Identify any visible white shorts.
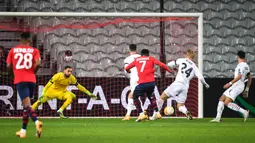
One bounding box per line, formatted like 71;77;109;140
164;82;189;104
223;82;244;101
130;79;138;93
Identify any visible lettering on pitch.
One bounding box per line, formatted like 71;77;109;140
0;85;14;110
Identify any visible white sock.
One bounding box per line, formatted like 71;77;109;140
128;98;133;105
35;120;39;125
216;101;224;119
178;106;188;115
226;102;246;115
126;98;134;116
157;99;164;111
21;129;26;133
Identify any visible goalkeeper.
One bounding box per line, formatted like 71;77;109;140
32;66;97;118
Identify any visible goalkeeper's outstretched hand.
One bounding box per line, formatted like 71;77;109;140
89;93;97;100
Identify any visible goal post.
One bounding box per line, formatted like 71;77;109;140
0;12;204;118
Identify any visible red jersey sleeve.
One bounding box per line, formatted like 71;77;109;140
125;60;136;72
151;57;171;73
6;49;13;65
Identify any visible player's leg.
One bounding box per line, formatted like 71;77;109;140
57;91;76;119
157;83;180;112
175;89;192;120
15;83;42;138
224;90;249;122
133;84;148;122
176;103;192;120
27;82;43;138
210;95;225;122
210;86;233;122
123;91;134;120
157;92;169;111
140;82;160;121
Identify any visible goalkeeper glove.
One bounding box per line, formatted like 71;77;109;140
38;91;45;103
86;92;97;100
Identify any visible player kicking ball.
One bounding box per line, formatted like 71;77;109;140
6;32;43;138
123;44;141;121
157;49;210;120
210;50;251;122
125;49;172;122
32;66;97;119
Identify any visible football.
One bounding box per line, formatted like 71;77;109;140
164;106;175;115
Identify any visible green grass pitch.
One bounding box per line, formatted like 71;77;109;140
1;118;254;143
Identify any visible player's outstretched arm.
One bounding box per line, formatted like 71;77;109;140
194;66;210;89
167;61;177;69
41;73;60;97
75;83;97;100
243;72;252;98
125;61;135;73
42;80;53;96
152;57;171;73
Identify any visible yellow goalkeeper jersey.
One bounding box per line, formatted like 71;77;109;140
49;72;77;91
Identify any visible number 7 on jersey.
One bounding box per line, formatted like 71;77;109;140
139;61;146;72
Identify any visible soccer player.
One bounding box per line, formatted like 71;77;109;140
6;32;42;138
32;66;97;119
210;50;251;122
122;44;141;121
156;49;210;120
125;49;172;122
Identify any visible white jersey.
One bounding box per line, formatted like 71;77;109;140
234;62;250;84
168;58;205;85
124;54;140;80
223;62;250;101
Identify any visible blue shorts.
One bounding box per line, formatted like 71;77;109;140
133;82;155;99
16;82;36;101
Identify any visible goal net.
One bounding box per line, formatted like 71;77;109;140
0;12;203;118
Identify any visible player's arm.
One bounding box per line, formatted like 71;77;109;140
34;49;41;74
223;70;242;89
194;66;210;89
123;59;129;73
125;61;135;73
42;73;59;95
6;49;13;74
152;57;171;73
167;60;178;69
243;72;252;98
72;76;97;100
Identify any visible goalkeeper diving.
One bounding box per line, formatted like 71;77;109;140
32;66;97;118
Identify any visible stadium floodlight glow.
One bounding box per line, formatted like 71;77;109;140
0;12;203;118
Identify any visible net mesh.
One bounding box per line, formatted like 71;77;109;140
0;16;198;117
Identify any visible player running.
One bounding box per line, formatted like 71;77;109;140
122;44;141;121
6;32;43;138
32;66;97;119
125;49;172;122
156;49;210;120
210;50;251;122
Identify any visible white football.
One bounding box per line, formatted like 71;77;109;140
164;106;175;115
